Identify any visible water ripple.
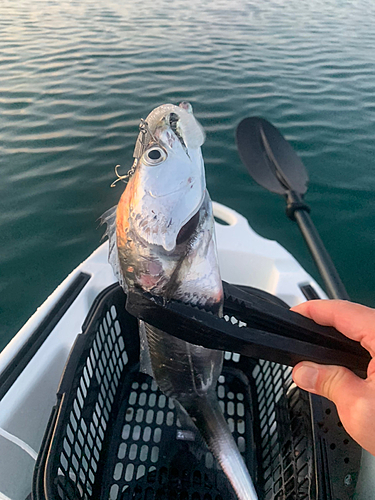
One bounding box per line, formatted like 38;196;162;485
1;0;375;347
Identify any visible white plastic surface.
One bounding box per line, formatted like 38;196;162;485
213;202;326;306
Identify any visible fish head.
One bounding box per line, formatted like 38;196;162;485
127;102;206;252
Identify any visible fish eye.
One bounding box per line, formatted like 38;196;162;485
148;149;161;160
143;146;167;166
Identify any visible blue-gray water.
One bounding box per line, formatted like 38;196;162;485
1;0;375;351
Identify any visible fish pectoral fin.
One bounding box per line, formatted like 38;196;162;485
100;205;126;290
99;205;117;239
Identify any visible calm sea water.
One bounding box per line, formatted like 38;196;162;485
1;0;375;351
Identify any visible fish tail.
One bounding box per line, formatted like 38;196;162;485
188;395;259;500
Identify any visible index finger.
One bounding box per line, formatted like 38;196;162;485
291;300;375;357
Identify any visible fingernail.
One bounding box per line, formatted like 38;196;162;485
294;365;319;391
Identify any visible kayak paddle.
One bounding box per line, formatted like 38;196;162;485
236;117;350;300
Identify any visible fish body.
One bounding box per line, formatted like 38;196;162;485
102;103;258;500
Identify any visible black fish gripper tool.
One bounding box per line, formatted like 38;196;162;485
125;281;370;377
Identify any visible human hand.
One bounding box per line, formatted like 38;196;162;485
291;299;375;456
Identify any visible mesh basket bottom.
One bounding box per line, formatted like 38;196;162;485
97;367;257;500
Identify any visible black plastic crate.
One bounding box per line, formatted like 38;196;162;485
32;283;360;500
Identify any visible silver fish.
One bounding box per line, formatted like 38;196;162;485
102;102;258;500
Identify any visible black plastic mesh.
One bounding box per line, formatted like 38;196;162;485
251;361;314;499
33;284;318;500
47;288;137;500
100;366;259;500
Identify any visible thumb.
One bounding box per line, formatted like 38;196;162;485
292;361;364;405
292;361;375;452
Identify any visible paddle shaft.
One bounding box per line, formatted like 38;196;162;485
287;191;350;300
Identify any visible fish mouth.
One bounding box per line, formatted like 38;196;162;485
169;112;189;156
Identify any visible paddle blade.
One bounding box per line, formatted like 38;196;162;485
236;117;308;195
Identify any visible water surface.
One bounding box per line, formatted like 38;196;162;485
1;0;375;350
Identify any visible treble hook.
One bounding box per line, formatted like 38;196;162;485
111;118;157;188
110;162;136;188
